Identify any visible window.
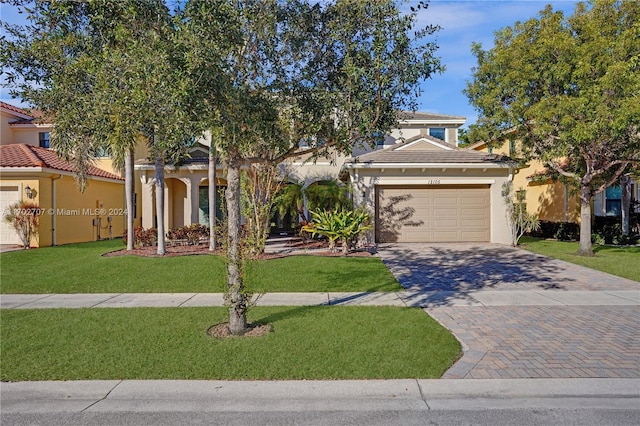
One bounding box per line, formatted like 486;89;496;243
605;185;622;216
428;128;446;141
39;132;50;148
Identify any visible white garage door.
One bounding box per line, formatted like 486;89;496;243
0;187;21;245
376;185;490;243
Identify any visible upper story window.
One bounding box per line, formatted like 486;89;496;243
428;127;446;141
39;132;50;148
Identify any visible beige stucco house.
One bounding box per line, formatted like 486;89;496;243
1;102;515;246
132;111;514;245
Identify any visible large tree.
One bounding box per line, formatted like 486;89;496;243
183;0;443;335
465;0;640;255
2;1;200;254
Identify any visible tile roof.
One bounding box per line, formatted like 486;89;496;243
398;110;466;122
0;144;123;181
0;101;32;117
347;138;512;165
1;101;50;124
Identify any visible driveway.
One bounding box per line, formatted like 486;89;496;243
378;243;640;379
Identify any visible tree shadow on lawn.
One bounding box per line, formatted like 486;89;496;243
378;244;574;307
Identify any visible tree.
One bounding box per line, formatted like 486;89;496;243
3;201;40;249
183;0;443;335
2;1;200;254
501;182;540;246
241;163;285;257
465;0;640;255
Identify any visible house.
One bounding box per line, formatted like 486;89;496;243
469;139;640;225
132;111;514;245
0;102;126;247
2;102;515;246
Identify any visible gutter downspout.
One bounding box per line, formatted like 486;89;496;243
51;174;63;246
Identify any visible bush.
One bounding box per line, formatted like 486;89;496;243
122;227;158;247
167;224;209;245
528;221;579;241
3;201;40;249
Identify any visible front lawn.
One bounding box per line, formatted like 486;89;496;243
0;306;461;381
519;237;640;282
0;240;401;293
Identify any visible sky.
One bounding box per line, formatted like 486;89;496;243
0;0;580;128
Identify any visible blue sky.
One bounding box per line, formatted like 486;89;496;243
1;0;580;128
415;0;579;127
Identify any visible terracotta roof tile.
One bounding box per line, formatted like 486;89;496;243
0;101;32;117
0;144;123;181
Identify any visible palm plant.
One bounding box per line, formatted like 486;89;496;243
302;209;371;255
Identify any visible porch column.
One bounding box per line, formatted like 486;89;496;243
189;177;200;225
141;173;155;229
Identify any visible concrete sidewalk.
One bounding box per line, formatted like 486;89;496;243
2;379;639;413
1;289;638;309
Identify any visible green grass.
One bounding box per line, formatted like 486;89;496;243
519;237;640;282
0;240;401;293
0;306;461;381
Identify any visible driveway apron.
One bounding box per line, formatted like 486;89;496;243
378;243;640;379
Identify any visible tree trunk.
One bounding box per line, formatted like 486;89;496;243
125;149;135;251
208;143;216;251
577;184;594;256
155;155;166;256
226;155;248;335
621;174;631;236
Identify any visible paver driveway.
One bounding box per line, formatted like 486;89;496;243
378;243;640;379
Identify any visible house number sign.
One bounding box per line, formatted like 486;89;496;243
427;179;441;184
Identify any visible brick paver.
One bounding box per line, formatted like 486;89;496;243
379;243;640;379
379;243;640;292
429;305;640;379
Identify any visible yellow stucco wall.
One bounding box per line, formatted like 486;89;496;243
53;176;125;245
474;140;581;223
0;174;125;247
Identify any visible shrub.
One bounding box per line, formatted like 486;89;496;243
3;201;40;249
167;224;209;245
528;221;579;241
122;227;158;247
302;209;371;255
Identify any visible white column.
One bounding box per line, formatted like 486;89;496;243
141;173;155;229
189;177;200;225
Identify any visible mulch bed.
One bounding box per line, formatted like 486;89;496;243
207;322;273;339
102;238;375;259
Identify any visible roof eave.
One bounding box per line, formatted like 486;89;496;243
344;162;512;169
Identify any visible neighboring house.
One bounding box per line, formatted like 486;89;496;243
0;102;125;247
469;139;640;223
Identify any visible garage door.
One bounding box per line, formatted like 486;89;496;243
0;187;21;245
376;185;490;243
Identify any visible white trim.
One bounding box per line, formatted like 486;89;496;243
0;167;124;184
8;123;52;129
398;119;465;126
373;178;496;185
394;138;454;151
346;162;510;169
1;106;33;120
289;162;335;166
